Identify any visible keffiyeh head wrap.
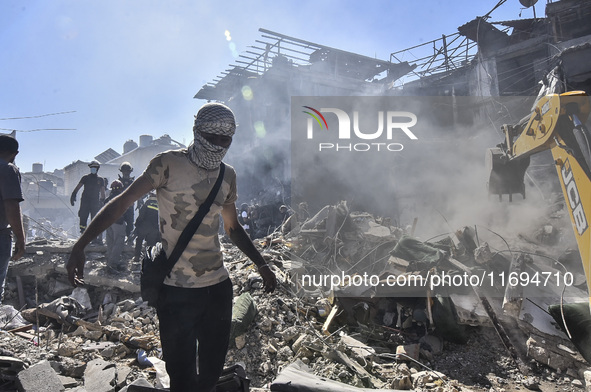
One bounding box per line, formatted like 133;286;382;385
188;103;236;170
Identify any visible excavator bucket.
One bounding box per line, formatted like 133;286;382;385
486;147;530;201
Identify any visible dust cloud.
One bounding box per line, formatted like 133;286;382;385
290;95;572;249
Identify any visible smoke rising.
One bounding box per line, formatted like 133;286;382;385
291;95;572;250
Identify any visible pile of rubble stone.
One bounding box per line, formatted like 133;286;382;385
0;200;590;391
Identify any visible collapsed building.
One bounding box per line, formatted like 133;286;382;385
2;0;591;391
194;0;591;211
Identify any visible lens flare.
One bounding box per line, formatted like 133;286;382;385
224;30;232;41
241;86;253;101
254;121;266;138
229;42;238;58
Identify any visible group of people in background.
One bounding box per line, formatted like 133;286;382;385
70;160;160;273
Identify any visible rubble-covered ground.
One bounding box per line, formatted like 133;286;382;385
1;199;590;391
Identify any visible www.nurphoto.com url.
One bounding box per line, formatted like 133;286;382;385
301;271;574;291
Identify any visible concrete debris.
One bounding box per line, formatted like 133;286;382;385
0;200;588;391
271;360;400;392
16;360;65;392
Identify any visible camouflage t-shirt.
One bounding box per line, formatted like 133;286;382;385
142;149;237;288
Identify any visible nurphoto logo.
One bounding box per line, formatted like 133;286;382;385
302;105;419;152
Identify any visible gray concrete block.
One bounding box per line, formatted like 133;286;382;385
83;358;117;392
16;360;64;392
119;378;155;392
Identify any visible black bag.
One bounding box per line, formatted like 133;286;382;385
140;243;168;307
140;163;226;307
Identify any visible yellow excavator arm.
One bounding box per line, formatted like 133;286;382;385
487;91;591;303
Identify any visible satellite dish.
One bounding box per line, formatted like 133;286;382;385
519;0;538;8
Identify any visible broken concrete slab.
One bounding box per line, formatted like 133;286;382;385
116;364;133;388
58;374;79;388
16;360;65;392
83;358;117;392
271;360;407;391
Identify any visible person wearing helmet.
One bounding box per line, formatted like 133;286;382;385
66;103;276;392
132;192;160;264
118;162;135;242
70;160;106;242
103;180;127;272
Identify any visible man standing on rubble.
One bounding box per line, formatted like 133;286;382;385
132;192;160;263
66;103;277;392
118;162;135;243
0;134;25;302
104;180;127;273
70;160;105;243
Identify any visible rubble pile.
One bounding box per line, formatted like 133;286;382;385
0;201;590;391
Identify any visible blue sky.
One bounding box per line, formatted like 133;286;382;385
0;0;543;172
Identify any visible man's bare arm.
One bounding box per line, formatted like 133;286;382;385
4;199;25;260
221;203;266;266
221;203;276;292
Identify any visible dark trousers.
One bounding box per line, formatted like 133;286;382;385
157;278;233;392
123;206;134;237
78;199;100;233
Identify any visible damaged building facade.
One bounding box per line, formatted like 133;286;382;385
195;0;591;208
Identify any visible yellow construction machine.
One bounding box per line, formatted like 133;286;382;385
486;91;591;304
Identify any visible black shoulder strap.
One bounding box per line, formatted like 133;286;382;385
165;162;226;270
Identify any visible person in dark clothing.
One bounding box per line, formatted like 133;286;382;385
70;161;105;243
118;162;135;243
0;134;25;301
133;192;160;263
277;204;292;226
104;180;127;272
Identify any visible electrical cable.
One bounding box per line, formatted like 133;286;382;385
489;249;574;339
0;111;76;121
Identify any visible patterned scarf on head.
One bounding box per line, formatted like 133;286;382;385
188;103;236;170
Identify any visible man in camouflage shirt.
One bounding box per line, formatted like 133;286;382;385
66;103;276;392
